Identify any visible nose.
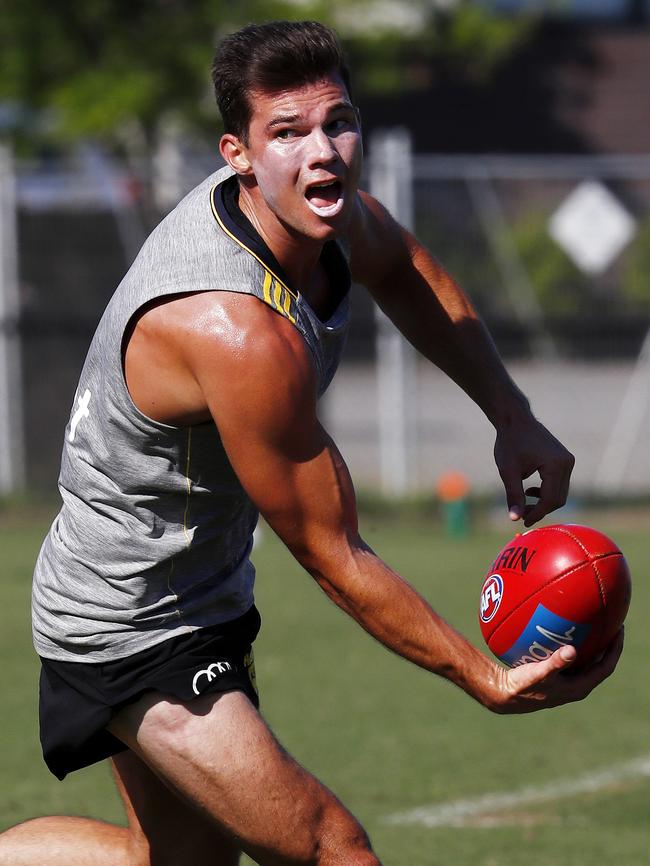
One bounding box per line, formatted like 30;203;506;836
306;126;337;168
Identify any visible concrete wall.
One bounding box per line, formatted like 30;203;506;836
322;360;650;496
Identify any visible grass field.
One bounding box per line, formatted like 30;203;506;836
1;506;649;865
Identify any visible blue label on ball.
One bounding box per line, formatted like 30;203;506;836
501;604;591;667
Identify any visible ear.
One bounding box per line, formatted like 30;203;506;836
219;134;253;175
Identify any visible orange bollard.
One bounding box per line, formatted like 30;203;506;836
436;471;470;538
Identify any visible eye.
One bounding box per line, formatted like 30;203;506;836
275;127;297;140
326;115;355;135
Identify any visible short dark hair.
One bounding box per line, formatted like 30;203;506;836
212;20;353;145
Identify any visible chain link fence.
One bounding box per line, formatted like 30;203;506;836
4;143;650;494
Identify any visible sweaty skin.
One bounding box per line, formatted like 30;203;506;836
124;73;621;714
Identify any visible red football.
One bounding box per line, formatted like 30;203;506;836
478;524;631;668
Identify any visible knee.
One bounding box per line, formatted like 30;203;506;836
0;826;15;866
0;819;57;866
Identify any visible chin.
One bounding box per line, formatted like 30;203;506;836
285;214;342;244
306;205;353;240
310;218;343;239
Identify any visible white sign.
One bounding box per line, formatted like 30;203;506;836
548;180;636;275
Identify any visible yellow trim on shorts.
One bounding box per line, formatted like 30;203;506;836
210;185;298;325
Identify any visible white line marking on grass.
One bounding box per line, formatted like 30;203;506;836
384;755;650;828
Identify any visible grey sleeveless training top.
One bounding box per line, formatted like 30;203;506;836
32;165;351;663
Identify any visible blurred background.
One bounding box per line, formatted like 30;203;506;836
1;0;649;507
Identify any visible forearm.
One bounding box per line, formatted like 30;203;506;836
373;237;531;429
377;237;575;524
302;537;501;709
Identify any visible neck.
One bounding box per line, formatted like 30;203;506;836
237;183;324;289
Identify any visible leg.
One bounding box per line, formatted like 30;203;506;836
113;749;241;866
0;750;241;866
0;815;128;866
108;689;381;866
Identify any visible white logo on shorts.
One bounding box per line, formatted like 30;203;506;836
192;661;232;695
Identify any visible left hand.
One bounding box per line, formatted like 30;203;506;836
494;412;575;527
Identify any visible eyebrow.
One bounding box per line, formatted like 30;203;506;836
266;114;300;131
265;101;356;132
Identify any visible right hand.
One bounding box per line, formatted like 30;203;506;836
493;410;575;528
484;629;624;715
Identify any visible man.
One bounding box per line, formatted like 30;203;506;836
1;20;622;866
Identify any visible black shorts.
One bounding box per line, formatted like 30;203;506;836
39;605;261;780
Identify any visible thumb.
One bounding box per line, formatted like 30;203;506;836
531;645;577;678
509;645;577;690
550;644;577;669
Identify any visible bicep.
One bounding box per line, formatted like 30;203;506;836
231;419;359;571
186;305;359;566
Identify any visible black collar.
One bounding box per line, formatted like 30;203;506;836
212;174;351;309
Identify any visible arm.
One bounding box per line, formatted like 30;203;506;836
180;296;619;712
347;192;574;526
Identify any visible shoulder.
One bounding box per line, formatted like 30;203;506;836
166;291;317;407
145;289;309;365
345;191;414;287
122;289;315;427
165;292;320;446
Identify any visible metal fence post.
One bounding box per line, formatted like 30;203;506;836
0;144;25;493
369;128;417;496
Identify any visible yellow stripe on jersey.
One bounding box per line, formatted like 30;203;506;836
262;270;296;323
282;286;296;323
273;281;283;315
263;270;273;306
210;185;299;327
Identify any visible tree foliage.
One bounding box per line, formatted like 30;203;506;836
337;1;537;95
0;0;538;152
511;211;590;316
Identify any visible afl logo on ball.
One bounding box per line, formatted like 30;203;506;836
480;574;504;623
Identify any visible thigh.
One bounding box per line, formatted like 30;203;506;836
108;690;373;866
112;750;240;866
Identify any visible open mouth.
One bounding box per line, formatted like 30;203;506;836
305;179;344;217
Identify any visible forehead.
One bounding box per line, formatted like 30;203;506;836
248;73;352;128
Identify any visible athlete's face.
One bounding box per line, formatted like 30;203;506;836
221;73;363;243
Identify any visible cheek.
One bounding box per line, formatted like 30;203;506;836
254;151;303;208
342;134;363;174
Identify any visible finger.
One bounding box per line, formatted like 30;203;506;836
557;460;573;508
524;454;574;526
508;644;577;691
498;464;525;522
523;472;564;526
577;628;625;689
521;486;541;522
